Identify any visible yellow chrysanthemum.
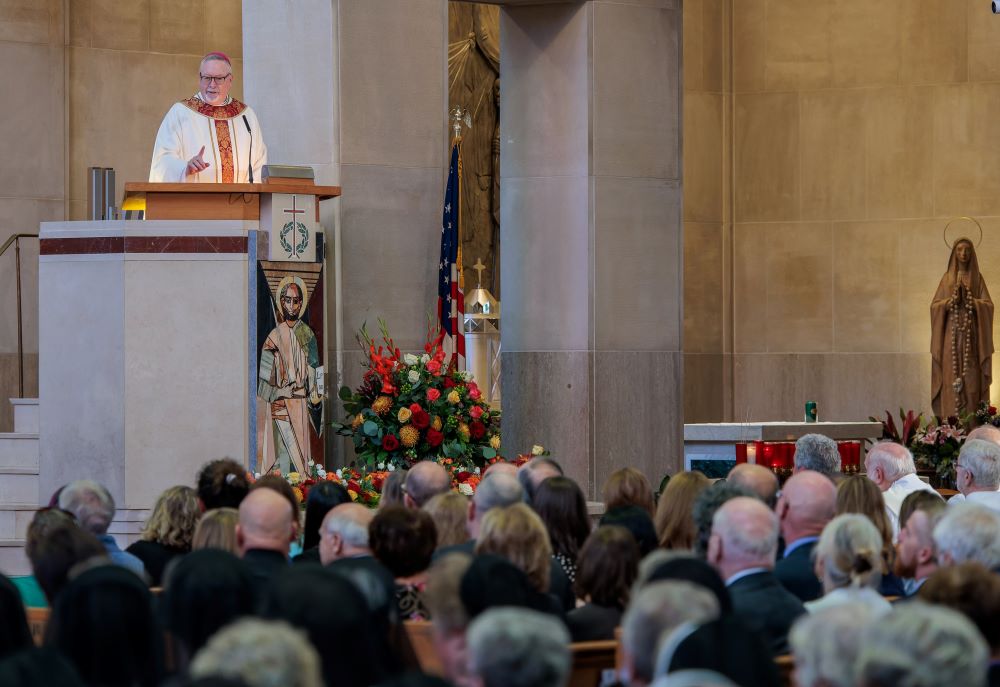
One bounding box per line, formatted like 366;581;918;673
397;407;412;423
372;396;393;416
351;413;364;429
293;487;304;503
457;422;470;440
489;435;501;450
349;489;359;501
287;472;301;486
400;425;421;448
431;416;443;431
447;390;461;405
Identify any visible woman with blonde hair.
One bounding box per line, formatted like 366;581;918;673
602;467;655;516
653;471;711;550
126;485;200;585
806;513;893;614
424;491;470;550
835;475;905;596
475;503;552;594
191;507;239;555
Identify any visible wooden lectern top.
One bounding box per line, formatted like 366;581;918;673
123;182;342;221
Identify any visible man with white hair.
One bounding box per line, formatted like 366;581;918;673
59;480;146;577
933;502;1000;570
434;471;524;558
793;434;841;478
967;424;1000;445
949;439;1000;511
466;607;571;687
707;496;805;655
854;603;988;687
789;603;885;687
150;51;267;183
621;581;720;687
865;440;937;533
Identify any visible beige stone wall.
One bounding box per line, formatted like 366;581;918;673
684;0;1000;423
0;0;241;431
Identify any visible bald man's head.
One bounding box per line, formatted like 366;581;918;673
727;464;780;508
237;487;295;556
776;469;837;543
708;496;779;580
865;441;917;490
404;461;451;508
967;424;1000;446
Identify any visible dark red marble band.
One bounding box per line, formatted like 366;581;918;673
40;236;247;255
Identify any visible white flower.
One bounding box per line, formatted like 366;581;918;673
408;370;420;383
458;482;474;496
308;459;315;467
378;462;385;470
403;353;419;365
254;472;261;479
336;469;343;479
388;463;396;472
474;467;481;475
317;467;327;478
421;353;431;363
531;444;545;456
460;371;473;381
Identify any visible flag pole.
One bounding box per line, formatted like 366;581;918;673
449;107;468;370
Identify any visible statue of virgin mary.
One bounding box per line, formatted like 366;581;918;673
931;237;994;418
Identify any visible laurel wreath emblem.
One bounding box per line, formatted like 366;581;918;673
280;221;310;256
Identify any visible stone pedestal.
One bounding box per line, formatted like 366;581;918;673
499;1;683;497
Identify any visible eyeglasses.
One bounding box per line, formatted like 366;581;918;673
200;73;232;85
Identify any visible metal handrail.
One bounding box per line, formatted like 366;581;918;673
1;233;39;398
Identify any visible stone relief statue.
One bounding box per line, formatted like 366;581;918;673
449;2;500;296
931;234;994;418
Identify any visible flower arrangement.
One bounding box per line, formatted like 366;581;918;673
249;461;385;508
331;322;502;471
910;417;966;483
973;401;1000;428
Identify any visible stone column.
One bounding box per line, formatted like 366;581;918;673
499;1;683;496
242;0;448;465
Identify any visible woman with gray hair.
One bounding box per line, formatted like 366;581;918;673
805;514;893;613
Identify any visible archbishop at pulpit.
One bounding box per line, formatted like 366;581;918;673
149;51;267;183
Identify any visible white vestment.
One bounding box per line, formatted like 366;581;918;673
149;94;267;183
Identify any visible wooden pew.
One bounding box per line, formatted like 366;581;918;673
398;620;445;676
568;640;618;687
774;654;794;687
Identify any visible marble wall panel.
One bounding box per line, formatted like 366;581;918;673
682;0;724;94
123;259;246;507
0;0;61;44
684;222;723;354
338;0;445;169
68;49;205;205
594;178;682;352
86;0;150;52
800;89;866;221
338;163;444;351
683;93;724;223
733;223;768;353
0;41;64;200
593;351;683;494
764;222;834;353
933;83;1000;218
865;87;935;220
500;176;590;353
900;0;967;85
763;0;831;91
832;222;900;352
206;0;243;59
969;0;1000;82
734;92;799;222
683;352;725;423
149;0;203;55
898;219;957;356
829;0;899;88
732;0;765;92
591;2;680;181
499;3;589;179
501;351;591;492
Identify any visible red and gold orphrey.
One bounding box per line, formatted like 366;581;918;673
181;97;248;184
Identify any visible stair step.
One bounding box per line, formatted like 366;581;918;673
0;539;30;577
0;434;39;470
10;399;38;434
0;470;38;505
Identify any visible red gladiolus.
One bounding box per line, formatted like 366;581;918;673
412;410;431;430
383;435;400;451
426;428;444;447
469;421;486;440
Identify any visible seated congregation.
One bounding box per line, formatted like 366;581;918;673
0;432;999;687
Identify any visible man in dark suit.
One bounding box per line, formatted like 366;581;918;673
773;470;837;602
708;496;805;656
236;487;294;587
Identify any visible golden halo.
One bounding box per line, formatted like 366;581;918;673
276;275;308;315
943;216;984;249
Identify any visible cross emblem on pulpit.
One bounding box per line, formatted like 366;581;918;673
280;196;309;259
472;258;487;288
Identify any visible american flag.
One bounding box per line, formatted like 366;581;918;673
438;143;465;368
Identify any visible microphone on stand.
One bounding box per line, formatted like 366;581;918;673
242;114;254;183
